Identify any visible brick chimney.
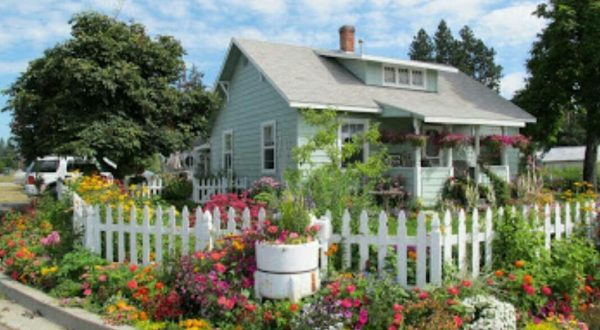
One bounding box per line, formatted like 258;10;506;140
339;25;355;53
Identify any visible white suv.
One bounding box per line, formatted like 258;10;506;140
24;156;113;196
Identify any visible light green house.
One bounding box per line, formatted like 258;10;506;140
204;26;536;205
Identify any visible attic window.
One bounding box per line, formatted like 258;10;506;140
383;65;426;89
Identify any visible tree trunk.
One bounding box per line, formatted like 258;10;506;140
583;131;598;190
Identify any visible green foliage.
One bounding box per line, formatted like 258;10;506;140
279;190;310;234
481;165;510;205
514;0;600;185
56;247;107;282
290;108;388;230
2;12;220;177
36;195;80;258
492;210;547;270
409;29;434;62
161;175;194;209
0;138;18;172
411;20;503;90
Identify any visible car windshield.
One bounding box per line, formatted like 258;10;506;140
34;160;59;173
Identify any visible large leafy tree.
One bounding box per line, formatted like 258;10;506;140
409;20;503;90
514;1;600;187
2;12;219;177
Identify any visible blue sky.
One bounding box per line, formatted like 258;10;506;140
0;0;546;141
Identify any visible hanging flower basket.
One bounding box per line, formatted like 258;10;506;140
511;134;531;153
481;135;513;152
403;134;427;147
435;133;473;149
379;128;401;144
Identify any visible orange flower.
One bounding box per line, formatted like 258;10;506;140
515;260;525;268
523;275;533;285
154;282;164;290
289;303;299;312
584;285;593;294
408;251;417;261
495;270;504;278
325;244;339;257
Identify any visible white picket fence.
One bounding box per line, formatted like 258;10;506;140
192;176;249;204
73;193;596;288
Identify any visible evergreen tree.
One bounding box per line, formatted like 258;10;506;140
408;29;434;61
410;21;503;91
433;20;455;64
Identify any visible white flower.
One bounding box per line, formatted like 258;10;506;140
462;295;517;330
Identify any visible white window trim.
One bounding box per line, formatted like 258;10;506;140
338;118;370;166
422;125;442;164
260;120;277;173
222;129;233;173
382;65;427;90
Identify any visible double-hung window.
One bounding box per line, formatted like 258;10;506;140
261;121;276;172
383;65;425;89
340;119;369;168
223;130;233;173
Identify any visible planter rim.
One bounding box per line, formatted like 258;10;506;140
255;239;319;248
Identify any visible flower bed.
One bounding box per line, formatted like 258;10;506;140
1;187;599;329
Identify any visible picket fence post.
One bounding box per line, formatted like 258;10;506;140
155;206;164;263
182;207;190;257
484;208;493;270
416;212;427;288
377;211;388;276
443;209;452;265
396;211;408;287
129;205;137;265
117;205;125;263
342;209;351;270
471;208;480;278
457;209;467;274
554;203;562;240
544;204;551;250
429;213;442;286
106;205;114;262
358;210;369;272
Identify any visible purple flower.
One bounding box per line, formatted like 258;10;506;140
40;231;60;246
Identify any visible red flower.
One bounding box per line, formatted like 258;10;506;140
393;303;404;312
155;282;164;290
418;291;429;300
454;316;463;328
522;284;535;295
461;280;472;288
267;225;278;234
289;303;299;312
245;303;257;312
447;286;460;296
127;280;138;290
346;284;356;294
213;263;226;273
263;311;274;322
129;264;138;272
341;298;353;308
541;286;552;296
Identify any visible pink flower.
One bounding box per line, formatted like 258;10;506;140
40;231;60;246
522;284;535;295
393;304;403;312
83;288;92;296
447;286;460;296
289;232;299;239
541;286;553;296
454;316;463;328
345;284;356;294
98;274;107;282
358;309;368;325
418;291;429;300
341;298;353;308
267;225;278;234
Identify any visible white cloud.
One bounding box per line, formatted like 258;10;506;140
475;2;545;46
0;60;30;75
500;71;527;99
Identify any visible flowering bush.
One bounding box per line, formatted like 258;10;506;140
203;193;265;219
378;129;427;147
247;177;281;197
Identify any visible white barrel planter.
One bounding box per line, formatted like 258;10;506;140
254;240;320;302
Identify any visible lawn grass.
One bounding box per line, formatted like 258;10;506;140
0;182;29;203
0;175;14;183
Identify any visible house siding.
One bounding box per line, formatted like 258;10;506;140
210;55;297;182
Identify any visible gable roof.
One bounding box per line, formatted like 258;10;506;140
217;38;536;127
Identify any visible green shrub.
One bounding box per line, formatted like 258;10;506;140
543;166;582;192
161;175;194;209
481;165;510;205
57;247;107;282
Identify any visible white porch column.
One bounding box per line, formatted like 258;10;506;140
474;125;481;184
445;125;454;177
501;127;510;183
413;118;422;198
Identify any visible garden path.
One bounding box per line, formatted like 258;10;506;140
0;295;64;330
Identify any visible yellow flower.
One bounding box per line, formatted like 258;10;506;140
106;305;116;314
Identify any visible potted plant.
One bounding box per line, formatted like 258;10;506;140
480;135;513;152
402;133;427;147
254;191;321;302
436;133;473;149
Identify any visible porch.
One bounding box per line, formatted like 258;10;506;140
378;116;516;206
